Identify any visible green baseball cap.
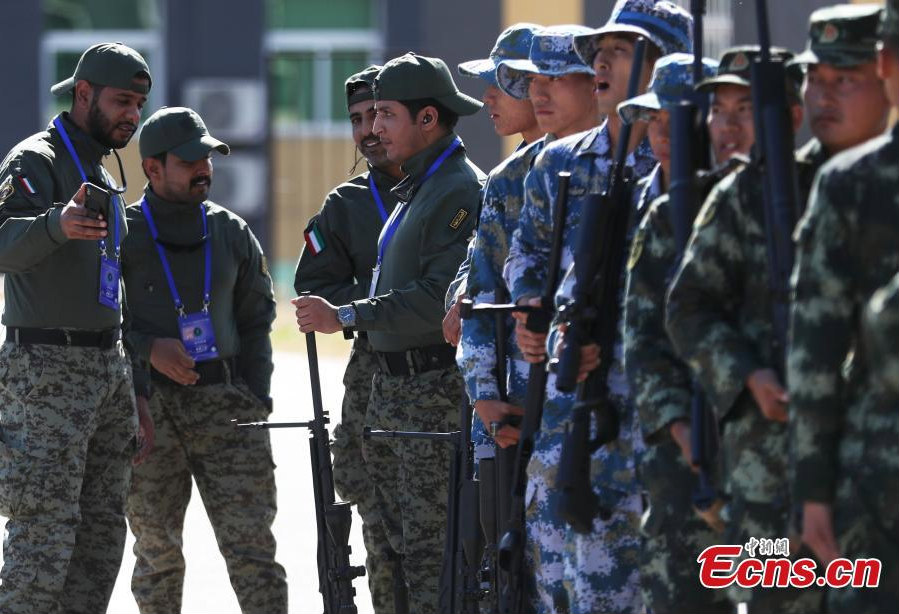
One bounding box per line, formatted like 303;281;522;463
790;3;884;67
374;52;482;116
139;107;229;161
882;0;899;42
51;42;151;96
346;64;382;109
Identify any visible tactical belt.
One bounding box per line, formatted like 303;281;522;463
374;343;456;377
6;327;120;349
152;356;238;387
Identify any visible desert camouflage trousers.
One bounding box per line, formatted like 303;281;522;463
0;341;137;614
126;376;287;614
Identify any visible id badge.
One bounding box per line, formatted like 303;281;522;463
98;256;121;309
178;311;220;362
369;265;380;298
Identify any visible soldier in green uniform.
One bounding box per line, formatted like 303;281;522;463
788;1;899;611
292;65;406;614
666;5;888;612
294;52;483;614
863;271;899;401
0;42;152;614
618;53;731;614
122;107;287;614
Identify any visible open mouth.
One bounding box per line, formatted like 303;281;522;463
191;177;211;188
362;137;381;148
594;80;611;93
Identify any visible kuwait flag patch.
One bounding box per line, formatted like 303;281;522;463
304;222;326;256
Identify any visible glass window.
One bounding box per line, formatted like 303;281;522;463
44;0;160;30
267;0;373;29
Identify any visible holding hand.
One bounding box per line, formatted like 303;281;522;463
746;368;789;422
59;183;109;240
513;297;546;362
443;297;463;346
474;400;525;448
150;337;199;385
291;295;341;334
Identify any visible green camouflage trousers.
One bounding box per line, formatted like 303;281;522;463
639;440;731;614
362;366;463;614
332;335;405;614
126;377;287;614
0;342;137;614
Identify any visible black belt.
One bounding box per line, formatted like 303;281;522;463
374;343;456;377
6;327;120;349
151;357;238;387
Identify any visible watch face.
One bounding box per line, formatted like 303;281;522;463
339;306;354;326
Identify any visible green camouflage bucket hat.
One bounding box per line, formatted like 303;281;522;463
458;23;541;87
496;25;595;100
790;3;884;67
617;52;717;124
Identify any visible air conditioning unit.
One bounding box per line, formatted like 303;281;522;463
183;78;267;144
208;151;267;219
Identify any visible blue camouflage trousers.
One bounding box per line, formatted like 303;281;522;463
0;342;137;614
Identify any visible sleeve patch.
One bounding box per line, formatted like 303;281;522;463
260;255;270;277
303;222;326;255
449;208;469;230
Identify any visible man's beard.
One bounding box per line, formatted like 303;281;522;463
87;96;133;149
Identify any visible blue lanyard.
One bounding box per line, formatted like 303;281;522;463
368;174;388;224
53;117;121;258
140;198;212;315
375;137;462;267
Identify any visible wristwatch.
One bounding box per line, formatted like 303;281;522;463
337;304;357;329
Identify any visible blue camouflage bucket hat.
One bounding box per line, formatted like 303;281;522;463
617;53;717;124
496;25;595;100
574;0;693;65
458;23;541;87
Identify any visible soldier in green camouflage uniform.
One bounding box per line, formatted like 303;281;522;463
667;6;888;612
295;53;483;614
863;271;899;400
0;43;151;614
123;107;287;614
293;65;406;614
788;2;899;611
619;53;732;614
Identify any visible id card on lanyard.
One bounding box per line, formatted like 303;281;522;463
369;137;461;297
141;199;220;362
54;117;122;310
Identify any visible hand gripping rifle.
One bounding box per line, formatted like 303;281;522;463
237;325;365;614
552;38;648;534
667;1;726;532
364;393;484;614
468;171;570;614
751;0;801;377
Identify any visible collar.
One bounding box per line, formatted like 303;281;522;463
795;138;829;167
392;132;462;202
50;112;111;166
143;187;208;249
637;163;664;213
368;163;400;193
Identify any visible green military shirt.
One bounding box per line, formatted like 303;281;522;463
351;133;484;352
294;165;398;302
666;145;827;504
122;189;275;400
863;272;899;400
0;113;129;329
788;123;899;504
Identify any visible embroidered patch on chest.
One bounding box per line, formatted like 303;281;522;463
449;208;468;230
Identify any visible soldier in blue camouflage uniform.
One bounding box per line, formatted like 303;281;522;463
618;53;732;614
451;23;542;453
667;5;889;612
501;3;691;611
788;2;899;611
0;43;151;614
293;65;405;614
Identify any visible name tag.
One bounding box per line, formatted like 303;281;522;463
98;256;121;310
178;312;220;362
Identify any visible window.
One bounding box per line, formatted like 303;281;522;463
266;0;381;137
673;0;734;59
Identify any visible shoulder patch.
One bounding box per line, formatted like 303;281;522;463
303;221;326;255
0;176;13;205
449;208;468;230
260;255;270;277
627;228;646;271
